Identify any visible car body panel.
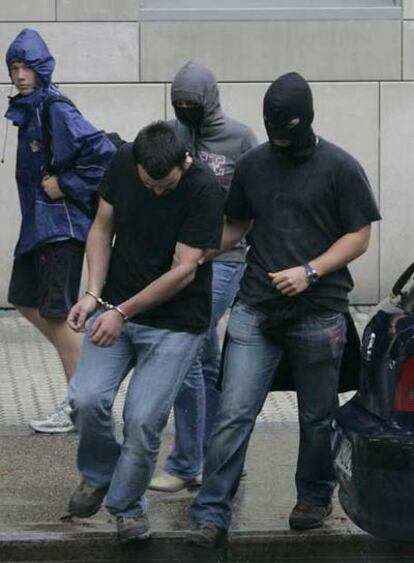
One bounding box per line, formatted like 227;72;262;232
334;264;414;541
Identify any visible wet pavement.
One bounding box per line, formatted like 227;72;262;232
2;306;414;561
2;431;414;562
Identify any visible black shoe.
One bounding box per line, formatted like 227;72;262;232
68;480;108;518
186;523;227;549
117;515;152;543
289;501;333;530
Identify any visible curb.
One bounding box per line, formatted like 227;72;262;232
1;523;414;562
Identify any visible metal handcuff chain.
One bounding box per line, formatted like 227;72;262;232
85;290;129;322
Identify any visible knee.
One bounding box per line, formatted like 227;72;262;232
124;411;166;453
69;383;111;418
214;401;257;434
299;406;333;429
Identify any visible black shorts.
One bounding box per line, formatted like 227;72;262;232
8;239;85;320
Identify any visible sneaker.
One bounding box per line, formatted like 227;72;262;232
289;501;333;530
185;522;227;549
68;480;108;518
117;515;152;543
29;400;75;434
149;471;202;492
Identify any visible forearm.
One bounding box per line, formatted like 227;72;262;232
311;226;371;277
119;262;197;319
204;217;252;261
85;222;113;295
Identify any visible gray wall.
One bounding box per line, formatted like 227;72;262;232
0;1;413;305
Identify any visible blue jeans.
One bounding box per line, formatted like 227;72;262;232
68;312;203;517
190;300;346;529
164;261;244;479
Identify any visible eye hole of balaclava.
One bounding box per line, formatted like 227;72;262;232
174;102;204;130
263;72;314;149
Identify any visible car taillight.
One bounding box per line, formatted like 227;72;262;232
394;356;414;412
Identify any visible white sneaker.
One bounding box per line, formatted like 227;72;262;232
149;471;201;492
29;400;76;434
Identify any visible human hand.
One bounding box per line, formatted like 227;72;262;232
67;294;98;332
268;266;309;297
88;309;124;346
41;175;65;199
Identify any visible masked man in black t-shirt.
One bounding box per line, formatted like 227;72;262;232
65;122;224;543
187;73;381;548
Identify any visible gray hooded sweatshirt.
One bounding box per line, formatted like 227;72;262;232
171;61;258;262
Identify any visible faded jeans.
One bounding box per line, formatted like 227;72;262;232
164;261;244;479
68;312;204;517
190;300;347;529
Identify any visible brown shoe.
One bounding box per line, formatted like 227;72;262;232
185;522;227;549
117;515;152;543
289;501;333;530
68;480;108;518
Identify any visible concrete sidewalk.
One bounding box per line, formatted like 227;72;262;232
1;431;414;562
0;307;372;429
2;306;414;561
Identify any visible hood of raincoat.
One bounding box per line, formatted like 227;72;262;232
171;60;224;129
6;28;55;87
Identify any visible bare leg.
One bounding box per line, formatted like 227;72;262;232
15;305;82;381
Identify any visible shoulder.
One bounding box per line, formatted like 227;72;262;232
317;137;364;173
224;115;254;137
236;141;268;170
220;115;258;146
108;142;134;169
44;91;79;117
185;159;224;198
187;158;219;185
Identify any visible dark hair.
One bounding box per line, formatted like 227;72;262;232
132;121;187;180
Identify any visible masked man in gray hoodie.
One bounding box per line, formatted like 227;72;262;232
150;61;257;492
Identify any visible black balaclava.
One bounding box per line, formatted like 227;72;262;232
263;72;316;163
174;106;204;130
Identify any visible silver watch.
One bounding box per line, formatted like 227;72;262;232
303;262;319;285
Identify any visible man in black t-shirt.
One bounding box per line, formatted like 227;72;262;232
65;122;224;543
188;73;381;548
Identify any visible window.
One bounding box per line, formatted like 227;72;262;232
140;0;402;21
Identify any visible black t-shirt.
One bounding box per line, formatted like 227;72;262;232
99;144;225;333
226;138;381;313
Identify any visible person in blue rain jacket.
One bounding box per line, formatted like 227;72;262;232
4;28;116;433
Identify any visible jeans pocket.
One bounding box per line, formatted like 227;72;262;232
302;312;347;363
228;301;267;343
311;311;344;324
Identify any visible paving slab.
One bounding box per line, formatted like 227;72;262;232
1;431;414;561
3;306;411;561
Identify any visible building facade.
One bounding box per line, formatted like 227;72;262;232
0;0;412;305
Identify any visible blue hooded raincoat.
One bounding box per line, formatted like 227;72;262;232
5;28;116;257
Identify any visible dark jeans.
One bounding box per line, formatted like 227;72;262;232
190;300;347;529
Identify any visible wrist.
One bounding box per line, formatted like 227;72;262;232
86;291;129;322
111;305;129;323
303;262;319;285
85;290;104;305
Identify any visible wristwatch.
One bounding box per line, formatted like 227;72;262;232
303;262;319;285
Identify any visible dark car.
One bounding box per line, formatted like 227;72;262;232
334;262;414;542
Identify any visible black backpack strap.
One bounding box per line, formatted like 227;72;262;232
391;262;414;297
42;95;77;172
41;96;93;220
